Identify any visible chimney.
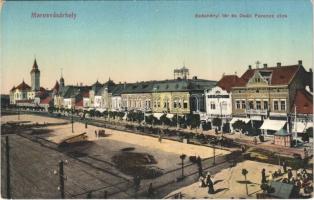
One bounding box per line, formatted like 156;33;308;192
277;62;281;67
248;65;252;70
298;60;302;66
263;64;267;68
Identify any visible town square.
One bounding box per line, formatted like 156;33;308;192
1;0;313;199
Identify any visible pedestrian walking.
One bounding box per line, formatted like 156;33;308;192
261;168;266;184
158;133;162;143
85;122;88;129
206;174;215;194
254;137;258;145
95;130;97;138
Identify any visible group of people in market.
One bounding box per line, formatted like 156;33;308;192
261;160;313;196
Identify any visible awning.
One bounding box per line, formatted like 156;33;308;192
260;119;286;131
293;122;313;133
153;113;164;120
145;113;152;117
96;108;106;113
122;113;127;120
166;114;174;119
230;117;250;124
88;108;95;111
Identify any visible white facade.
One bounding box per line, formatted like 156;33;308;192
64;98;74;109
83;97;89;108
205;86;232;117
111;96;122;111
94;96;103;108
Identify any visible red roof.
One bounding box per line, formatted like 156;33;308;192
292;89;313;114
217;75;246;92
40;96;52;105
52;81;60;91
241;65;300;85
75;99;83;107
15;81;31;91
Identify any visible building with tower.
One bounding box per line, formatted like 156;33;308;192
30;59;40;91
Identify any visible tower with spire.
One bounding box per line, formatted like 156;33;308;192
60;68;65;90
30;58;40;91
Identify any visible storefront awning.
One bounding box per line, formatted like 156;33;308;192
230;117;250;124
260;119;286;131
153;113;164;120
166;114;174;119
96;108;106;113
145;113;152;117
88;108;95;111
293;122;313;133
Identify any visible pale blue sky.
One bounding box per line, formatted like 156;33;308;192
1;0;313;93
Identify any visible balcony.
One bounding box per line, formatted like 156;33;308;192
245;109;268;115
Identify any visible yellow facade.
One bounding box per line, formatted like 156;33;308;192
152;92;190;114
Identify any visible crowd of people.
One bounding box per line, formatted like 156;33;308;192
261;160;313;196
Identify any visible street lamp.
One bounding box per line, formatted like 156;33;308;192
71;106;75;133
179;154;186;179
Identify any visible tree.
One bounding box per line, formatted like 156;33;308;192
303;127;313;142
242;168;249;195
232;120;249;134
160;114;171;126
186;114;200;129
212;117;222;129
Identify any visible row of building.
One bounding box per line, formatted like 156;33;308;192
9;59;313;137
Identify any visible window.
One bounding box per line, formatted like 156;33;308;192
210;102;216;110
157;101;160;108
249;101;254;109
183;102;188;109
236;100;240;109
263;101;268;110
274;101;279;111
178;101;182;108
173;101;177;108
280;100;286;111
241;101;246;109
256;101;261;110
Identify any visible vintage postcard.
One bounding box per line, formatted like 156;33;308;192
1;0;313;199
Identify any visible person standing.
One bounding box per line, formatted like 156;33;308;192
288;169;293;181
282;161;287;173
147;183;154;197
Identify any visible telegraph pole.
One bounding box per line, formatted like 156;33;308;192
59;160;65;199
6;136;11;199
